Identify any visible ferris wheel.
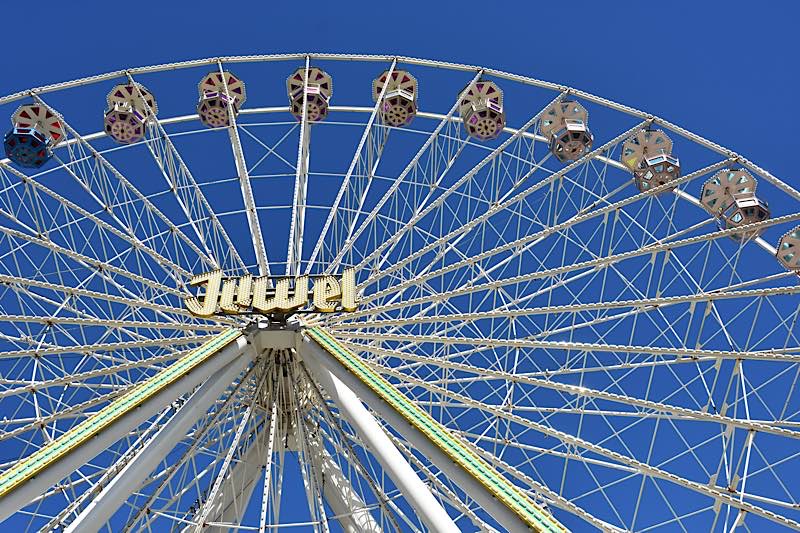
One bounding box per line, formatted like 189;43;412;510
0;53;798;532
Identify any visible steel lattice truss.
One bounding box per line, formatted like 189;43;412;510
0;54;798;532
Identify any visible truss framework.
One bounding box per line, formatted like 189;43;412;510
0;54;797;532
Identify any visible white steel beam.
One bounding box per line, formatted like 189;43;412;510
383;432;497;532
354;91;564;281
259;396;279;532
339;332;800;364
64;351;253;532
0;315;222;331
332;284;800;329
0;334;215;361
0;390;128;446
30;94;216;269
121;363;258;532
128;73;245;272
297;335;460;533
300;364;404;531
192;363;266;532
0;222;183;298
0;272;232;323
300;330;549;533
0;161;189;283
325;70;483;274
0;334;250;523
218;60;270;276
203;423;267;532
0;353;182;399
382;362;800;530
357;119;656;296
366;348;800;439
287;56;312;277
40;406;176;532
344;208;800;321
306;58;396;272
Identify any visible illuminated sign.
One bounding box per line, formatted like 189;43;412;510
185;268;357;317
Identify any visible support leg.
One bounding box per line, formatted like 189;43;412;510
297;336;459;533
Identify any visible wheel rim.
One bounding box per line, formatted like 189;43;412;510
0;54;797;531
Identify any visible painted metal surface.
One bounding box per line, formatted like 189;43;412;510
0;328;243;499
306;326;567;533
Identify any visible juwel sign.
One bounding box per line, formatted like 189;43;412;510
185;268;357;317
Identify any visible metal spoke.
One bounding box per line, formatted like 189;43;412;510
287;56;311;277
325;69;483;273
128;73;246;273
307;58;397;273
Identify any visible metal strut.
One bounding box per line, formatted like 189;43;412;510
64;349;253;532
0;328;247;522
301;327;567;533
299;340;458;533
